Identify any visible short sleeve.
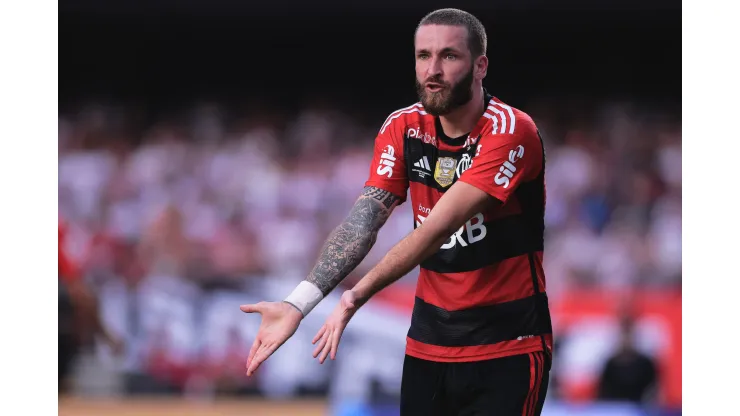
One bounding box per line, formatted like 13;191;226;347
364;122;409;203
458;119;542;204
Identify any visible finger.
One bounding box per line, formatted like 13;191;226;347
330;327;342;360
247;343;267;376
250;342;277;374
240;304;261;313
248;342;275;376
312;325;327;345
319;330;333;364
246;339;261;369
313;331;329;358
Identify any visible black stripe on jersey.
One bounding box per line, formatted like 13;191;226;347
514;130;547;235
529;252;551;355
407;293;553;347
523;129;550;353
419;214;544;273
404;135;476;193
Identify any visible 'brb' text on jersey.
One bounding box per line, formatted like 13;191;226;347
365;92;553;362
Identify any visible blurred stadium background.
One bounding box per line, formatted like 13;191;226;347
58;1;681;415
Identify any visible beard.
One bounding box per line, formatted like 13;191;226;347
415;65;475;116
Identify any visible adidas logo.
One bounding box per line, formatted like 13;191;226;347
413;156;431;171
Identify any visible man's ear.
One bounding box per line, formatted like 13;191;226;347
475;55;488;80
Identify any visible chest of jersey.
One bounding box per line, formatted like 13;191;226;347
402;127;543;274
404;131;478;193
403;132;486;264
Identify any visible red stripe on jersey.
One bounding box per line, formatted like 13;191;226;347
532;352;545;416
415;253;540;311
405;335;546;363
380;103;423;134
523;353;537;416
532;251;546;292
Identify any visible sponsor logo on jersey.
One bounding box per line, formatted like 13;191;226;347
412;156;432;179
464;135;479;150
494;145;524;189
417;204;431;215
376;145;396;178
416;212;487;249
434;157;457;188
407;127;437;146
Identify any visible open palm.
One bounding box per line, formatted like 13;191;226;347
240;301;303;376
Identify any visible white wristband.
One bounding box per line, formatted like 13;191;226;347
284;281;324;317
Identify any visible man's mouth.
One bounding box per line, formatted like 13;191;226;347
425;83;445;93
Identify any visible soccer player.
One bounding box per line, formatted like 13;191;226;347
241;8;552;415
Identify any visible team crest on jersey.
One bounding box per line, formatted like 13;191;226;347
456;153;473;178
434;157;457;187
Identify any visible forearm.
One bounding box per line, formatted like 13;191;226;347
285;187;399;316
352;182;497;306
352;226;449;306
305;214;382;296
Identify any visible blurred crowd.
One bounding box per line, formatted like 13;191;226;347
58;99;681;294
57;98;681;402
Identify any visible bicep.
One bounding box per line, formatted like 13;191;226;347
364;131;409;203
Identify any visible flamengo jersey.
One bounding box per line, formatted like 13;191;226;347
365;93;553;363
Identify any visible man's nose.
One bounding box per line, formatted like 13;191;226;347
426;57;443;79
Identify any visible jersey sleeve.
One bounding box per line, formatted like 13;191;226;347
364;121;409;203
458;118;542;204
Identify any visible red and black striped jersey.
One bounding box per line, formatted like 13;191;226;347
365;92;553;362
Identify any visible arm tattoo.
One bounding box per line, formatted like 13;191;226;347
362;186;398;209
306;186;400;295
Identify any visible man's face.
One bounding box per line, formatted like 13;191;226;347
414;24;481;116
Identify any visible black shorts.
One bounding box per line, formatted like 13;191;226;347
400;352;550;416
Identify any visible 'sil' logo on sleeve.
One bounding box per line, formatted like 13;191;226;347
494;145;524;189
376;145;396;178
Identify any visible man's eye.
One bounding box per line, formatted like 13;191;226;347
445;54;456;60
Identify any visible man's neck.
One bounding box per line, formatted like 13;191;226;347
438;86;485;138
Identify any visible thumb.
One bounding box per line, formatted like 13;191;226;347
240;304;261;313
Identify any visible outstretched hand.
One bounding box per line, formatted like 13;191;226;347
240;301;303;376
312;289;360;364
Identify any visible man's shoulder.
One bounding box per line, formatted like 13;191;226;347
378;102;431;135
483;97;537;137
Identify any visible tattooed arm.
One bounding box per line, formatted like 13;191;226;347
305;186;400;296
239;185;402;376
